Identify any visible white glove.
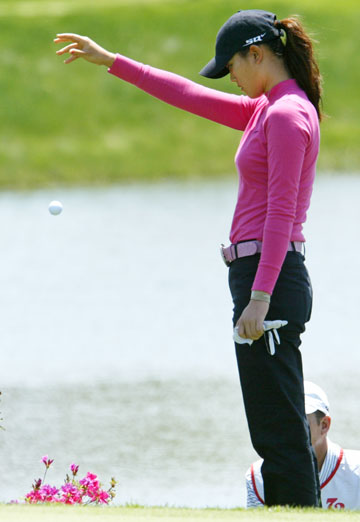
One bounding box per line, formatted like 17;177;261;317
233;320;288;355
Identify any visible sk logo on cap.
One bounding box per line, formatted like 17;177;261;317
245;32;266;45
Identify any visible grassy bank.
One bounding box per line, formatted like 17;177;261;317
0;0;359;188
1;505;360;522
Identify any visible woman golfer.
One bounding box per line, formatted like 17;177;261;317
55;9;322;507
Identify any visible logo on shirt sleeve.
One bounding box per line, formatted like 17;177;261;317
326;498;345;509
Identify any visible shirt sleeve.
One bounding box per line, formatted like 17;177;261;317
108;54;258;131
252;101;311;294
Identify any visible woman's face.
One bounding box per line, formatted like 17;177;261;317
227;50;263;98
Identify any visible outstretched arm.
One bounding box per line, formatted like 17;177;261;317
55;33;116;67
54;34;258;131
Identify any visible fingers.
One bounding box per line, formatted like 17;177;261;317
54;33;114;67
63;49;86;64
63;56;78;65
254;319;264;339
54;34;88;64
238;319;263;340
63;55;79;65
236;302;267;341
55;43;79;56
54;33;86;44
236;321;246;339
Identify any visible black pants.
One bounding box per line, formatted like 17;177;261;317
229;251;321;507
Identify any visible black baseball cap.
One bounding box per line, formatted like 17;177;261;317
200;9;280;79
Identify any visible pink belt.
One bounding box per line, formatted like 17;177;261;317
220;240;304;267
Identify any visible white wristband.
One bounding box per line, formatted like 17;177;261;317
251;290;271;304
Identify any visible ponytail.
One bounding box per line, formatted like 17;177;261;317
272;17;323;121
237;16;323;120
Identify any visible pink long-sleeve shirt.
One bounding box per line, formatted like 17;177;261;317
108;55;320;294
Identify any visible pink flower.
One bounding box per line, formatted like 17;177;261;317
23;457;116;505
95;490;110;504
25;483;60;504
70;463;79;476
40;484;59;502
60;483;83;504
79;472;99;490
25;491;38;503
33;478;42;490
41;456;54;469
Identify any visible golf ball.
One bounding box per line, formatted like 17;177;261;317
48;200;63;215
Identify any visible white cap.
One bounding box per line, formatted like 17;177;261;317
304;381;330;415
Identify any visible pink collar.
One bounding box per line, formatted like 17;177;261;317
265;78;299;102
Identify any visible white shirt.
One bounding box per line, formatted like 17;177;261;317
246;439;360;510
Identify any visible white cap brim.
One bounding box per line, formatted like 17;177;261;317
304;381;330;416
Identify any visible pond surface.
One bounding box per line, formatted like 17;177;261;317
0;174;359;506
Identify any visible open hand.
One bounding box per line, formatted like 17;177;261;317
54;33;116;67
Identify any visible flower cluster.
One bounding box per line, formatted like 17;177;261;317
25;456;116;505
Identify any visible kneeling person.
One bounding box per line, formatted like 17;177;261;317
246;381;360;509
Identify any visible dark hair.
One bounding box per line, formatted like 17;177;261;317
239;16;323;121
314;410;326;425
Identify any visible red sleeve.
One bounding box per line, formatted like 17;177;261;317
252;102;311;294
108;54;258;131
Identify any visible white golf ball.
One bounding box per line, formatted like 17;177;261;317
48;200;63;215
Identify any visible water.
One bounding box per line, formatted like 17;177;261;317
0;175;359;506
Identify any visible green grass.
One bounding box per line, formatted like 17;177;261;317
0;0;359;188
1;505;360;522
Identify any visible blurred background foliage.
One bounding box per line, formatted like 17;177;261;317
0;0;359;188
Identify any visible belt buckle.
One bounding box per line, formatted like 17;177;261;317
220;244;231;267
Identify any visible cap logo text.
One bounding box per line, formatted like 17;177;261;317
244;33;266;45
